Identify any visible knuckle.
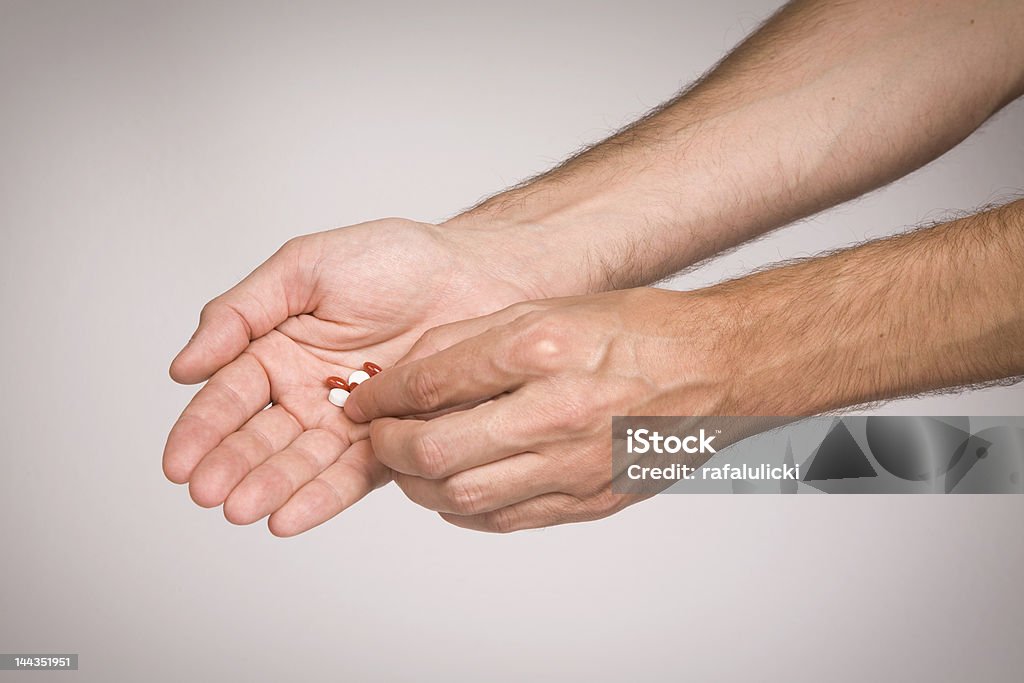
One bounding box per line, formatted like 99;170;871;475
410;369;443;411
563;400;591;430
515;312;570;374
443;475;486;515
517;310;558;343
368;419;392;452
279;235;304;253
410;432;449;479
392;473;418;502
536;395;592;434
584;487;623;518
574;457;611;497
485;506;519;534
278;235;319;269
199;298;222;322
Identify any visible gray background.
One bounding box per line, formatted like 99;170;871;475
1;0;1022;681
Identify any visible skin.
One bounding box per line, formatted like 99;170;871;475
345;202;1024;532
165;0;1024;534
164;220;543;535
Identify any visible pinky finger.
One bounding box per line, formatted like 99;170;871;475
267;439;392;537
439;490;638;533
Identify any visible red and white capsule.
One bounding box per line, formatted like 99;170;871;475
325;362;382;407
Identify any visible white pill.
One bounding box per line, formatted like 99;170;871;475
328;387;349;407
347;370;371;386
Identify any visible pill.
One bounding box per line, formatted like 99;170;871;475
326;376;349;390
347;369;371;386
328;388;349;407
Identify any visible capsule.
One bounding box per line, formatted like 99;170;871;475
347;370;371;386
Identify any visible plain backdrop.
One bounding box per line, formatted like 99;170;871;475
2;1;1023;681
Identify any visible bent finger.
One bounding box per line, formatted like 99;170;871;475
394;452;556;515
442;490;644;533
368;391;538;478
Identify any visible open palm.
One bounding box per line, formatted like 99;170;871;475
163;218;534;535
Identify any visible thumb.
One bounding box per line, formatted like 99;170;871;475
170;238;315;384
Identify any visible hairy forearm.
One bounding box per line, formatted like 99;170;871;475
446;0;1024;296
704;200;1024;415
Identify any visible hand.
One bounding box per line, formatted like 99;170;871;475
344;288;735;532
347;198;1024;533
163;218;541;536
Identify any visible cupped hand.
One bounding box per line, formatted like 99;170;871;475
344;288;736;532
163;218;537;536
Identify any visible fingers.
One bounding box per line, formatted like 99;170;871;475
367;393;536;478
440;493;582;533
186;404;303;507
170;238;318;385
344;322;527;422
163;352;271;484
394;452;556;515
268;439;392;537
222;427;347;525
440;491;632;533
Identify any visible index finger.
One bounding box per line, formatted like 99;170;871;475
344;324;525;422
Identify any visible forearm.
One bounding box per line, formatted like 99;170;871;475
446;0;1024;297
705;200;1024;415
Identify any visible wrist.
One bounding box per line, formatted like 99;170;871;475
441;202;626;299
440;214;594;299
442;168;704;298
